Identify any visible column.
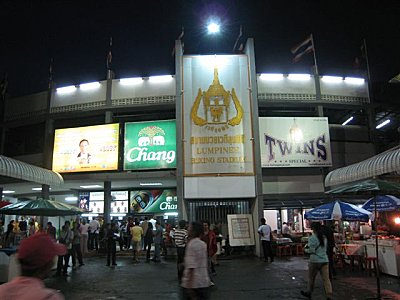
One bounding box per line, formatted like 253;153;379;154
104;181;111;224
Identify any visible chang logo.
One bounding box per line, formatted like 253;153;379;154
126;125;176;164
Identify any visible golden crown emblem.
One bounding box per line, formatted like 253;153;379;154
190;68;243;131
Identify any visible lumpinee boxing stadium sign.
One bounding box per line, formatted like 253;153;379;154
259;117;332;168
124;120;176;170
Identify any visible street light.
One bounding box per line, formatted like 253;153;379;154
207;22;220;34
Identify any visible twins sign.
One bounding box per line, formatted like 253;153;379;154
259;117;332;168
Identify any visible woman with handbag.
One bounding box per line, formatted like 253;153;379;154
301;222;333;300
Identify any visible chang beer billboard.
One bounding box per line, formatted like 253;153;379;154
130;189;177;214
124;120;176;170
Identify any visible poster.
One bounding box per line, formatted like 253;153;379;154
124;120;176;170
52;124;119;173
227;214;255;246
182;55;254;175
130;189;177;214
259;117;332;167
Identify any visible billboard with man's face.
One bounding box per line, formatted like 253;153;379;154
52;124;119;173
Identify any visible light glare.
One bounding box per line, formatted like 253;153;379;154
345;77;365;85
207;22;220;34
80;82;100;90
259;74;284;81
120;77;143;85
342;116;354;126
288;74;311;81
56;85;76;94
376;119;390;129
322;76;343;83
2;190;15;194
148;75;173;83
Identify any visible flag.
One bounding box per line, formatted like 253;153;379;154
232;25;245;53
353;42;366;68
106;37;113;69
48;58;54;89
389;73;400;83
291;35;314;62
0;73;8;101
171;27;184;56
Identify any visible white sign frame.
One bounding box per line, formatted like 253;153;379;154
227;214;255;247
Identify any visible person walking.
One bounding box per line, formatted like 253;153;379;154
173;220;188;282
0;233;66;299
79;219;90;255
71;223;84;268
130;221;143;262
144;222;154;262
56;221;73;276
322;221;336;279
88;217;100;251
46;222;56;240
181;221;211;300
105;223;117;267
201;220;217;281
258;218;274;262
301;222;333;300
140;217;149;250
151;221;163;262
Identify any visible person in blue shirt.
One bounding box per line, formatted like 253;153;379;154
301;222;333;300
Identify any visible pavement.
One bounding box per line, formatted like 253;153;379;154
44;251;400;300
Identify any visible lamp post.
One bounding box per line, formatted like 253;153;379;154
207;21;220;53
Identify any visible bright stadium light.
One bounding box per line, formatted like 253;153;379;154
376;119;390;129
342;116;354;126
56;85;76;94
321;76;343;83
259;74;284;81
207;22;220;34
79;82;100;90
148;75;173;83
120;77;143;85
345;77;365;85
287;74;311;81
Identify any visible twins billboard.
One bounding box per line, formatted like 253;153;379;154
259;117;332;167
124;120;176;170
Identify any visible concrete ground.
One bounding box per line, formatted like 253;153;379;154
44;252;400;300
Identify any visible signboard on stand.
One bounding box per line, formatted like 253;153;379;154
227;214;255;246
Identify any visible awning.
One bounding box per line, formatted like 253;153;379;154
325;146;400;187
0;155;63;186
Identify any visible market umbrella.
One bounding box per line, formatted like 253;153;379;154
326;179;400;300
362;195;400;212
304;200;373;222
0;200;12;208
0;198;85;216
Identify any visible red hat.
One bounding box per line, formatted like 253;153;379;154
18;233;67;270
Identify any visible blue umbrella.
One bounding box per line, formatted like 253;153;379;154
305;200;373;222
362;195;400;212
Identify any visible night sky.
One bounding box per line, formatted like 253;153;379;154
1;0;399;98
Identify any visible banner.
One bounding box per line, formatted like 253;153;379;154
52;124;119;173
130;189;177;214
259;117;332;167
124;120;176;170
182;55;254;175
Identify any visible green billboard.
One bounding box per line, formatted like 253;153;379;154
130;189;177;214
124;120;176;170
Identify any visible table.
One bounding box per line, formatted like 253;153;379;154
337;244;365;256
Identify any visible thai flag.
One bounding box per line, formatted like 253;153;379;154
291;35;314;63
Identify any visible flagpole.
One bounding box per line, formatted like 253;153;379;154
311;34;323;109
362;38;377;152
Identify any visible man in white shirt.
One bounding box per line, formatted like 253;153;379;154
282;222;291;238
88;218;100;251
258;218;274;263
79;219;90;254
